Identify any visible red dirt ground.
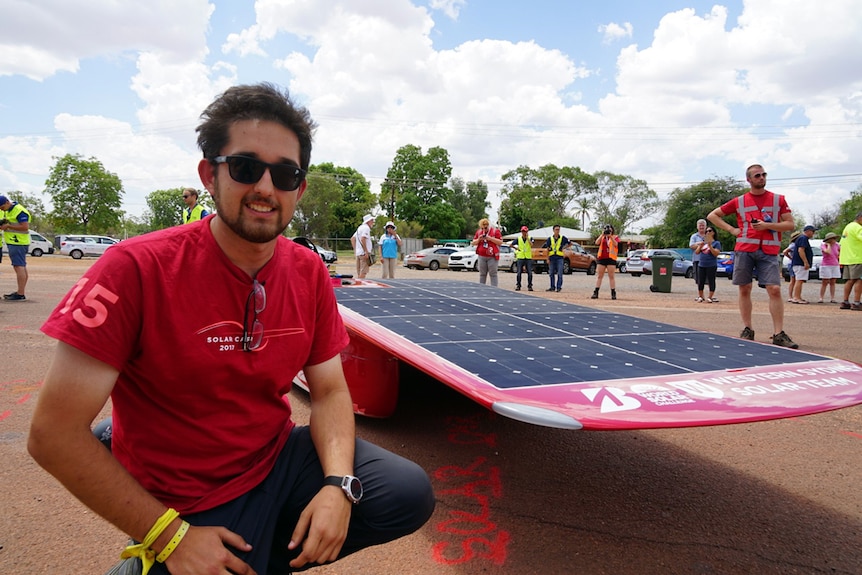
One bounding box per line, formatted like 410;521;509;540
2;257;860;574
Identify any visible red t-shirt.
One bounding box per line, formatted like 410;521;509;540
473;227;502;258
41;218;349;514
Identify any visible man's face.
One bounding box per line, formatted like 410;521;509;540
697;221;706;234
182;191;196;208
747;166;767;190
553;227;560;236
199;119;306;244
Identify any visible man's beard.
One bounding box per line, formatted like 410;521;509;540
212;183;290;244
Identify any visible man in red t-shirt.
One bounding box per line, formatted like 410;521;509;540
29;84;434;575
708;163;798;348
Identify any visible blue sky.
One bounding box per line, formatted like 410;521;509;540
2;0;861;230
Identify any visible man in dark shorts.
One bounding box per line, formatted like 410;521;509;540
707;163;798;348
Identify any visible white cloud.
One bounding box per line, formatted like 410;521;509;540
599;22;633;44
429;0;466;20
2;0;862;226
602;2;862;208
49;113;202;214
0;0;214;80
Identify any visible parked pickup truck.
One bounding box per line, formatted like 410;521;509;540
530;242;597;275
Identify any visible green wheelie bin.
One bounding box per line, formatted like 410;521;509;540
649;254;675;293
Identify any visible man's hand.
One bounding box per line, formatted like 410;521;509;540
165;525;256;575
287;486;352;569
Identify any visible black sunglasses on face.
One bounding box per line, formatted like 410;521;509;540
751;172;767;179
213;155;307;192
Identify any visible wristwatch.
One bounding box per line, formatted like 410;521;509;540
323;475;363;504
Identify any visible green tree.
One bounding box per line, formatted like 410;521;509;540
293;172;343;240
573;197;591;230
381;144;453;233
588;171;660;237
420;203;464;240
449;177;490;237
650;176;746;249
835;184;862;235
146;188;186;230
44;154;123;233
309;163;374;239
121;212;149;239
810;207;841;238
498;164;596;233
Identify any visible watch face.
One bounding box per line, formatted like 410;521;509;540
347;477;363;501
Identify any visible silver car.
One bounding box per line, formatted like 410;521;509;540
403;246;458;270
627;249;693;278
59;235;119;259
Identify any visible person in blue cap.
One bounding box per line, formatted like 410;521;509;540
789;224;817;303
0;194;31;301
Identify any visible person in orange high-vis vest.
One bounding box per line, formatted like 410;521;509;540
591;224;619;300
708;163;798;349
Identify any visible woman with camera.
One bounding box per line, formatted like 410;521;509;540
471;218;504;286
591;224;620;300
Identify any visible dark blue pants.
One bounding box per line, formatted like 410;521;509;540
147;426;435;574
548;256;564;289
516;259;533;289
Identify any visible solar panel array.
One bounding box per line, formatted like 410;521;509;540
335;279;822;390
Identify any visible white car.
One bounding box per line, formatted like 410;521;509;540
59;235;119;259
448;244;515;272
1;231;54;257
782;240;823;280
314;244;338;263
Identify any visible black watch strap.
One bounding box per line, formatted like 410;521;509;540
322;475;363;504
322;475;343;488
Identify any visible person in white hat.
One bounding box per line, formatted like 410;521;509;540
378;221;402;279
353;213;375;278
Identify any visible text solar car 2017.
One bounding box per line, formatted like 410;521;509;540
293;279;862;430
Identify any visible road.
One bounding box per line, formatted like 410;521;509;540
2;256;860;574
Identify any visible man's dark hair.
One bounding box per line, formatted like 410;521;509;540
196;83;316;170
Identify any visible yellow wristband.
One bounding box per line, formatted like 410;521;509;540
156;520;189;563
119;508;180;575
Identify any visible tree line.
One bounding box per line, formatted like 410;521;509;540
646;176;862;251
5;151;862;249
